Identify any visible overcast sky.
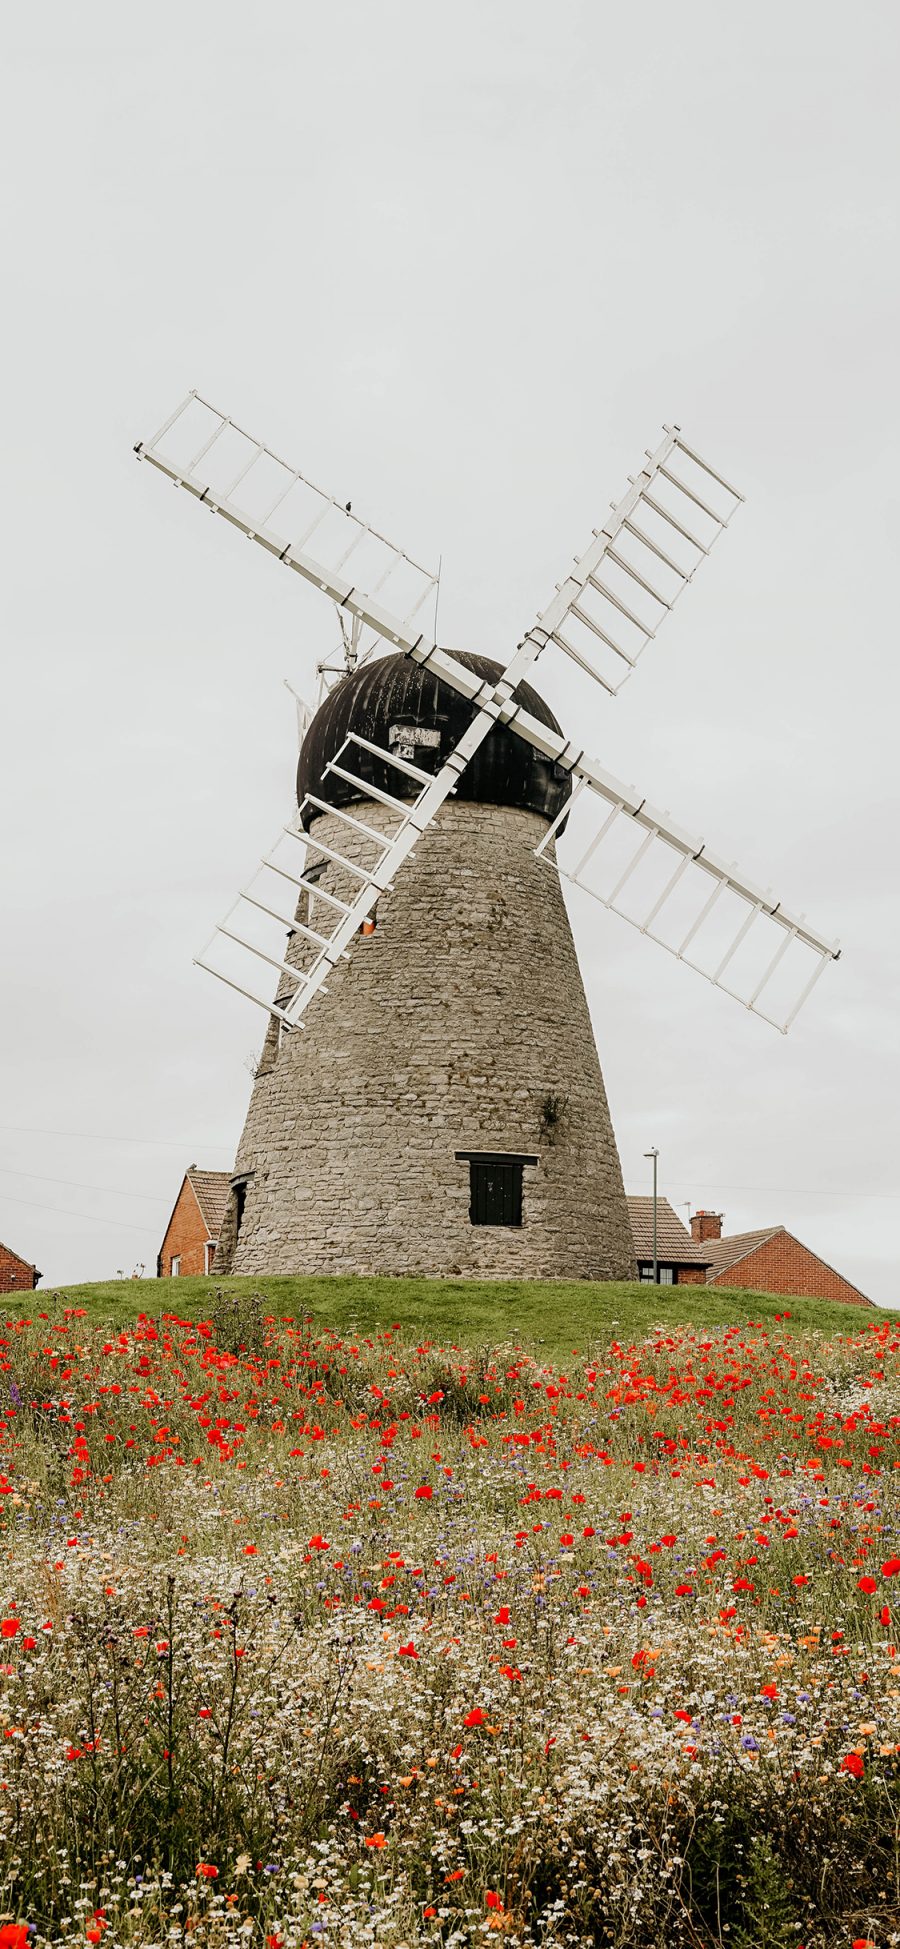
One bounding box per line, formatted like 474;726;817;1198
2;0;898;1302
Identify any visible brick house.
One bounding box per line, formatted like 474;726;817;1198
691;1210;872;1307
158;1167;231;1278
627;1198;712;1285
0;1241;41;1296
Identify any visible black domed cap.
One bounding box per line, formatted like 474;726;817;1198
296;651;570;828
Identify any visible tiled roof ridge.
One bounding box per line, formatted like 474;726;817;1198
706;1226;872;1304
703;1226;786;1280
185;1167;232;1237
626;1195;713;1266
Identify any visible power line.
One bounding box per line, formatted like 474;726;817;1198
0;1122;232;1152
665;1178;899;1204
0;1164;169;1206
0;1190;160;1236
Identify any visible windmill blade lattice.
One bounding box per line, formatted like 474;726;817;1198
519;426;743;702
135;391;439;669
197;701;502;1028
534;772;838;1035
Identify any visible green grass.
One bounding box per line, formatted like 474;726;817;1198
14;1272;892;1350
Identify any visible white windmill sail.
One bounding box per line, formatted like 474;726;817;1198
137;395;839;1033
135;391;439;669
520;425;744;699
196;702;513;1028
404;645;839;1035
533;771;837;1034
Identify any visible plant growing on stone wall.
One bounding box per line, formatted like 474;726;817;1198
538;1090;568;1143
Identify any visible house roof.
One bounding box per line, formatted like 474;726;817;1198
702;1227;784;1281
704;1226;872;1304
185;1168;231;1238
626;1197;713;1266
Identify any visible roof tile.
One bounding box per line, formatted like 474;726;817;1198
626;1197;713;1266
186;1169;231;1237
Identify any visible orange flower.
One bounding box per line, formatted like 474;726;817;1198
364;1832;387;1849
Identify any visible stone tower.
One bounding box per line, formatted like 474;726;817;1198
215;652;635;1281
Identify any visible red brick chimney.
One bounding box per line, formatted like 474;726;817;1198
690;1209;723;1243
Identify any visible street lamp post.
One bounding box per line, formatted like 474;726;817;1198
644;1147;659;1285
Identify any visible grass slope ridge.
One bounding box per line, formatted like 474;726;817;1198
29;1272;888;1346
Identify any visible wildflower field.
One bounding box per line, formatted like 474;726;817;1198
2;1287;900;1948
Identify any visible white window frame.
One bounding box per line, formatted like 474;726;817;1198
205;1240;217;1274
170;1254;181;1277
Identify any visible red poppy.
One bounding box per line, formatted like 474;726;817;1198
840;1752;864;1778
365;1833;387;1849
0;1620;20;1640
196;1862;218;1878
0;1927;29;1949
414;1486;433;1500
397;1642;418;1659
486;1891;504;1910
858;1576;877;1595
883;1558;900;1577
464;1707;486;1726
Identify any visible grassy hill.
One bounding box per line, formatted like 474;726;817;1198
14;1271;889;1351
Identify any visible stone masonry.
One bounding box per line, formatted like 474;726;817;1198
216;798;636;1281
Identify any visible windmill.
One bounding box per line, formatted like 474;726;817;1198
135;395;839;1280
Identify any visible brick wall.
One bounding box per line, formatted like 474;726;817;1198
0;1245;38;1294
676;1266;707;1286
691;1211;723;1243
217;800;636;1282
709;1231;871;1307
159;1180;214;1279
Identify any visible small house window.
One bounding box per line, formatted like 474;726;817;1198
639;1264;675;1285
170;1254;181;1277
455;1152;538;1228
205;1240;217;1275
